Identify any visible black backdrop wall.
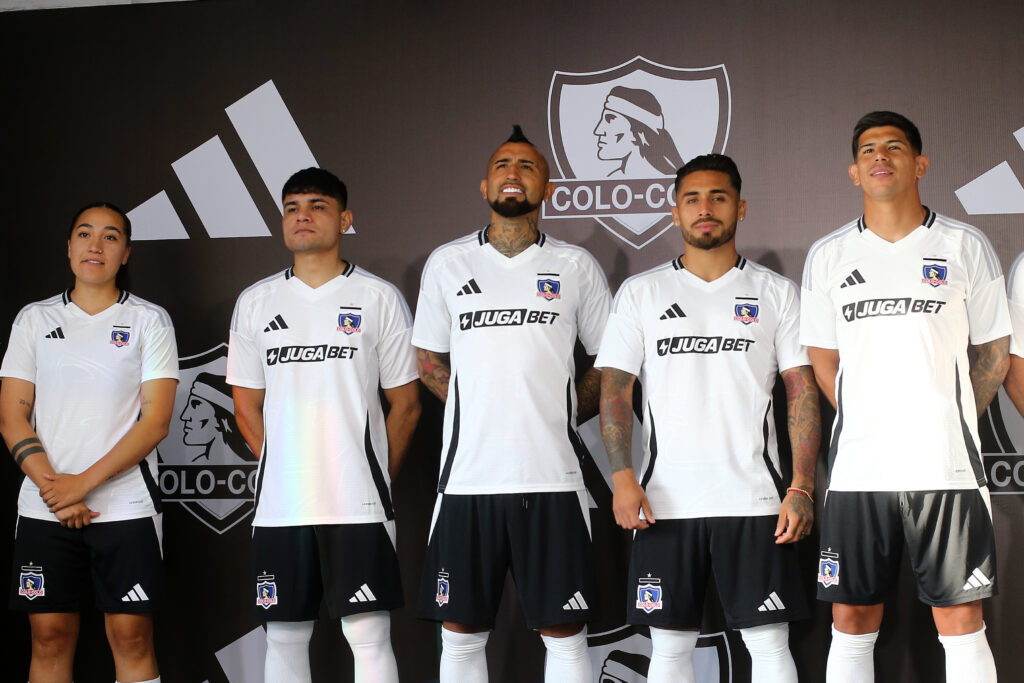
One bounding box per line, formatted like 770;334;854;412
2;1;1024;681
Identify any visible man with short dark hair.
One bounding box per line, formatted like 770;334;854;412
801;112;1009;681
228;167;421;683
414;127;611;682
599;154;819;682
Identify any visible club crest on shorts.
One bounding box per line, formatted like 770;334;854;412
18;565;45;600
733;303;759;325
337;313;362;335
818;550;840;587
436;570;450;606
536;278;562;301
256;573;278;609
110;329;131;347
635;577;663;613
921;264;948;287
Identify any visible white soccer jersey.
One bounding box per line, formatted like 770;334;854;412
1007;252;1024;358
801;210;1011;492
596;255;807;519
413;229;611;494
1;290;179;522
227;263;417;526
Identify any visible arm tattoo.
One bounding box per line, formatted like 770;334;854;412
18;398;32;409
782;366;820;491
600;368;636;473
575;367;601;423
416;348;451;402
13;437;44;467
970;337;1010;416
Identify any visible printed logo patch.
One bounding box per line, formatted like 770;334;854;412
18;565;44;600
338;313;362;334
733;303;759;325
818;551;840;587
110;329;131;347
922;264;948;287
635;577;663;613
256;573;278;609
436;571;450;606
537;278;562;301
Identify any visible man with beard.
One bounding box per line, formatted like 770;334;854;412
414;126;611;682
598;154;819;683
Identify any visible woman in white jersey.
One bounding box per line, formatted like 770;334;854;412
0;202;178;683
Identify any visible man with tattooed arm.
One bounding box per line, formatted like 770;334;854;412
413;126;611;683
598;154;820;683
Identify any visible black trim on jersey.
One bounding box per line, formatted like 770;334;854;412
827;373;845;484
736;255;747;270
640;407;659;489
954;361;987;485
673;256;683;271
342;261;356;277
676;255;746;270
859;207;935;234
62;289;72;305
137;462;163;514
117;290;130;304
285;267;294;280
564;379;591;466
760;400;785;501
437;377;461;493
480;225;545;247
363;414;395;521
253;440;268;511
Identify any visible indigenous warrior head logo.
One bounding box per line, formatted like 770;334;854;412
436;571;450;606
537;278;561;301
110;329;131;347
157;344;258;534
256;573;278;609
18;566;45;600
338;312;362;334
818;551;840;587
921;264;948;287
734;303;759;325
547;56;731;249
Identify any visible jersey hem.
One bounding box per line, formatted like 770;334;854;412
252;515;391;526
438;483;587;495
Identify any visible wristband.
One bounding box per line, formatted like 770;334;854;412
787;486;814;503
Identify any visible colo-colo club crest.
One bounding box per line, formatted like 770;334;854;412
546;56;731;249
156;344;259;534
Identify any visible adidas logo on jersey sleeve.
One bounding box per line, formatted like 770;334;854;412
263;314;289;332
660;303;686;320
456;279;482;296
44;327;65;339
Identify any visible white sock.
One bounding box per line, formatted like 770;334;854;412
541;627;592;683
115;679;160;683
647;627;699;683
826;625;877;683
265;620;314;683
938;623;997;682
440;627;489;683
740;623;797;683
341;611;399;683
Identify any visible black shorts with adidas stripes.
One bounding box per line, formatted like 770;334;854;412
10;515;165;613
417;492;598;629
251;522;402;621
627;516;809;630
816;489;996;607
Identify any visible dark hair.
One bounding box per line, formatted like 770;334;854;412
674;154;742;195
507;124;532;145
281;167;348;209
851;111;922;159
68;202;132;244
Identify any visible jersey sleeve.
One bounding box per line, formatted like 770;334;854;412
377;286;419;389
575;251;612;356
0;308;37;383
140;313;180;382
595;281;643;377
226;291;266;389
774;279;810;372
411;252;452;353
799;245;838;349
964;232;1012;346
1008;253;1024;358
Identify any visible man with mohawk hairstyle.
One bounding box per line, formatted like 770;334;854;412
414;125;612;682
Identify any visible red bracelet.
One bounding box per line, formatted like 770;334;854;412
787;487;814;503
